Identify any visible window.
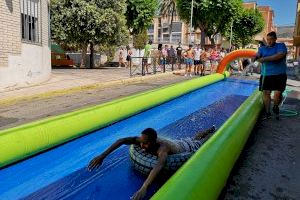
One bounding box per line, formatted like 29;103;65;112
163;27;169;33
162;23;169;33
158;19;162;28
148;25;154;34
162;23;168;28
163;34;170;42
172;33;181;43
148;35;154;42
172;22;182;33
21;0;41;43
158;28;161;40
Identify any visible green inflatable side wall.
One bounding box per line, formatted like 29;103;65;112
0;73;229;168
151;90;263;200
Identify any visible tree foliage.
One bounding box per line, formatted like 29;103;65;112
51;0;129;67
159;0;177;43
176;0;243;45
125;0;159;34
133;30;148;50
225;8;265;47
96;44;118;62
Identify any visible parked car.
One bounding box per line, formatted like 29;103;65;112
51;52;74;67
51;43;74;67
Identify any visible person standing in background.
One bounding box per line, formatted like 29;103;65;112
200;48;208;76
210;47;219;73
176;43;183;69
159;45;168;71
193;44;202;75
143;40;152;74
168;45;176;68
126;46;133;68
118;47;125;68
183;45;195;77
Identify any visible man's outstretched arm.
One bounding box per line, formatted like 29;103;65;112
131;146;169;200
257;52;287;63
88;137;137;171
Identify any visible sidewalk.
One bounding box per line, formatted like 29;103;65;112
0;68;189;130
0;68;184;105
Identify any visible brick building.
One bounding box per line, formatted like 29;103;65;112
294;0;300;59
244;2;277;41
0;0;51;89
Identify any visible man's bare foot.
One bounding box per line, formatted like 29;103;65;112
208;125;216;133
195;125;216;140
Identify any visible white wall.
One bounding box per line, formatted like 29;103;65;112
0;43;51;90
113;48;145;66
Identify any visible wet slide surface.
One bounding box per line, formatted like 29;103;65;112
0;79;258;200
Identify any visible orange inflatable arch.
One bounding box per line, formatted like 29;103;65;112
216;49;257;74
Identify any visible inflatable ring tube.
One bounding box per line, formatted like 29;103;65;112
0;74;225;168
129;145;193;174
216;49;257;74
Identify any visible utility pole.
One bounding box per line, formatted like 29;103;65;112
229;20;233;51
189;0;194;45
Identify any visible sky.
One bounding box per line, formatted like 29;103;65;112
244;0;298;26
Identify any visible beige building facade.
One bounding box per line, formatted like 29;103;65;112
0;0;51;90
148;2;275;46
148;15;216;46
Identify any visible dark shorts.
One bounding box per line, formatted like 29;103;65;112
168;57;176;64
160;59;167;65
177;55;182;63
194;60;202;65
259;74;287;92
142;58;148;63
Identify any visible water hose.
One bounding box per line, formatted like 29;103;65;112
279;87;299;117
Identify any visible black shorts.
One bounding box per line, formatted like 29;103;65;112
194;60;202;65
177;55;182;63
259;74;287;92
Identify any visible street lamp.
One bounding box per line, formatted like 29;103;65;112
189;0;194;45
129;27;134;47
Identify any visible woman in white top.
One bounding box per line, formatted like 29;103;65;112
193;44;202;75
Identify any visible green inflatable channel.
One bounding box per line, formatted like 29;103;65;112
151;90;263;200
0;73;229;168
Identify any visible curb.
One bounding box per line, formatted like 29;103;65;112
0;70;184;106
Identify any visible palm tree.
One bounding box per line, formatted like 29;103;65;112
160;0;177;44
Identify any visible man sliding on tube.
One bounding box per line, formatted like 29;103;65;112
88;126;216;200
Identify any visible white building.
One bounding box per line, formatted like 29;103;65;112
0;0;51;90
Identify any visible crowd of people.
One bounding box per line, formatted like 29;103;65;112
118;41;232;76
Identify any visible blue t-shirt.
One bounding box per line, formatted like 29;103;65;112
257;43;287;76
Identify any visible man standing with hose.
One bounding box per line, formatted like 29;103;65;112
256;32;288;120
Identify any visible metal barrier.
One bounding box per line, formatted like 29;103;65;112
129;56;178;76
66;53;102;68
